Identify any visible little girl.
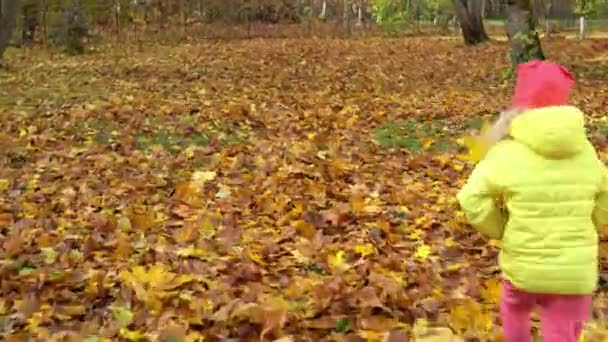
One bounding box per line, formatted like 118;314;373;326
457;60;608;342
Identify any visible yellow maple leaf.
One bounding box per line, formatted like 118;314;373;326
176;245;207;259
110;304;133;327
481;279;503;304
292;220;316;239
191;170;216;187
355;243;375;257
489;239;502;247
0;179;9;192
413;319;464;342
460;135;490;163
117;216;132;231
414;244;432;260
421;137;435;150
446;263;466;272
121;263;183;291
357;330;385;340
328;250;350;272
133;263;168;288
449;298;493;334
350;196;366;213
185;332;205;342
199;219;216;237
459;120;493;163
249;250;267;266
119;327;146;341
290;250;310;264
409;229;424;241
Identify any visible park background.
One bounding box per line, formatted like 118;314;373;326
1;0;608;341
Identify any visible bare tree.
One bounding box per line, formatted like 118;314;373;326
453;0;489;45
0;0;20;66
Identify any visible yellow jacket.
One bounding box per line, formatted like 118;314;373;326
457;106;608;294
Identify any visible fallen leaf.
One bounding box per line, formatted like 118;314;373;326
328;250;350;273
355;243;376;257
414;244;432;260
191;170;216;186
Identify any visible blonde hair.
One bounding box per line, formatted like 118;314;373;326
480;108;525;147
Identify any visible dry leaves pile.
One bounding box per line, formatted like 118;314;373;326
1;37;608;341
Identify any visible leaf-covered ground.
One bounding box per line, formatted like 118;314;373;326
1;37;608;341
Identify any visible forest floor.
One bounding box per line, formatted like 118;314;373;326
1;37;608;341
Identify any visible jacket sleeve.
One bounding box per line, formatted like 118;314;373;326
593;167;608;227
457;151;506;239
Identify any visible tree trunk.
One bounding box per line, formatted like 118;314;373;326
21;0;37;45
319;0;326;20
41;0;47;45
113;0;120;38
0;0;20;66
343;0;351;35
158;0;168;29
505;0;545;65
453;0;489;45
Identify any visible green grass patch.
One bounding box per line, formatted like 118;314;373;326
464;116;485;131
134;130;201;151
374;118;459;152
80;116;250;152
335;318;352;333
374;120;424;151
571;63;608;80
592;118;608;138
208;121;252;146
132;122;248;152
599;123;608;137
373;118;467;153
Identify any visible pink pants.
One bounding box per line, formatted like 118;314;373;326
500;280;592;342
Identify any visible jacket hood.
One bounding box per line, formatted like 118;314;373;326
509;106;587;158
513;60;574;109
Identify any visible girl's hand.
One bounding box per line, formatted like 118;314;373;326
480;108;525;147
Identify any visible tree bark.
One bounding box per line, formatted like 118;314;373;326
453;0;489;45
21;0;38;45
343;0;351;35
0;0;20;65
505;0;545;65
319;0;326;20
158;0;168;29
113;0;120;37
41;0;47;45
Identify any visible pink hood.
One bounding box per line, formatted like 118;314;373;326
512;60;575;109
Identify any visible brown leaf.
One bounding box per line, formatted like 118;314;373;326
15;296;40;318
3;231;24;257
159;325;187;342
0;213;12;226
355;286;388;310
37;232;56;248
292;219;317;239
358;316;400;331
212;299;241;322
89;212;115;231
172;222;199;244
384;330;409;342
